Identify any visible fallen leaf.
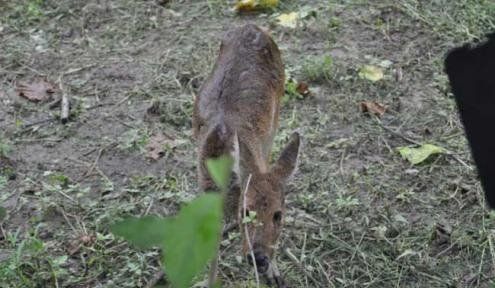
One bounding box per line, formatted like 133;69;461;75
325;138;350;149
393;214;408;224
235;0;278;12
397;144;446;165
146;133;185;160
68;233;96;255
371;225;387;240
298;6;318;19
378;59;393;68
17;80;56;102
277;12;299;28
360;101;387;117
358;65;384;82
296;81;310;96
146;134;166;160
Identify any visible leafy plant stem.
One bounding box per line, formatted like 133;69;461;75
242;174;259;287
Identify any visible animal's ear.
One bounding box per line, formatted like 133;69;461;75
271;132;300;181
201;123;233;159
199;123;235;192
238;140;260;175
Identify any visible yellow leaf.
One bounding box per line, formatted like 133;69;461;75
235;0;255;11
277;12;299;28
259;0;278;8
235;0;278;12
397;144;446;165
358;65;384;82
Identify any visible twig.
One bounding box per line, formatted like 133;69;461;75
57;64;96;124
378;121;421;145
208;170;239;287
79;142;117;181
111;95;132;111
242;174;259;287
20;118;55;129
377;119;473;171
315;260;334;288
58;206;78;233
142;198;154;216
208;254;219;288
63;64;96;76
58;75;70;124
283;248;319;285
434;243;456;258
339;147;346;178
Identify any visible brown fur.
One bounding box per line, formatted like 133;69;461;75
193;24;301;273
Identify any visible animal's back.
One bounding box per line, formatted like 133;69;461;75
194;24;285;139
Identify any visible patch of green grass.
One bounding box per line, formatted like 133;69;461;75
0;228;69;288
0;138;11;158
301;55;333;83
2;0;46;28
2;0;495;287
398;0;495;42
282;79;302;104
118;128;150;153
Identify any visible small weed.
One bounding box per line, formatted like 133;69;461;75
0;228;69;287
328;16;341;30
118;129;150;153
0;138;11;158
5;0;46;27
26;0;44;19
112;156;231;288
0;176;7;192
335;195;360;210
282;80;302;104
301;55;333;83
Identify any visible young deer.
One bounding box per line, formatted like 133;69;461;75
193;24;300;284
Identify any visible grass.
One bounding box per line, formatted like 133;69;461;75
1;0;495;287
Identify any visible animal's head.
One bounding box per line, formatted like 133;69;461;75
238;132;300;274
217;24;283;79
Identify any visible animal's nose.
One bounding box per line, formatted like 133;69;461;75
247;251;270;273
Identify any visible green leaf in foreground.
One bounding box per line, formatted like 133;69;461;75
397;144;446;165
110;194;223;288
163;194;223;288
206;155;233;191
111;216;171;249
0;206;6;221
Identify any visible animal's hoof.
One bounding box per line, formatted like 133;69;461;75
274;275;288;288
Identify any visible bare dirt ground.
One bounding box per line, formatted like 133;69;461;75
1;0;495;287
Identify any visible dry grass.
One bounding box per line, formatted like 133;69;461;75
1;0;495;287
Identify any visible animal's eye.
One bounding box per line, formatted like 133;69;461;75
273;211;282;223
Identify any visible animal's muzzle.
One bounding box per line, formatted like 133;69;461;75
246;250;270;274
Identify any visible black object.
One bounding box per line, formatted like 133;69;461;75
445;33;495;208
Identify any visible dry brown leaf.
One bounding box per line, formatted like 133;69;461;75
68;233;96;255
146;133;185;160
17;80;56;102
296;82;310;96
359;101;387;117
147;134;168;160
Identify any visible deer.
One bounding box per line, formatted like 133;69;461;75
193;24;300;287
